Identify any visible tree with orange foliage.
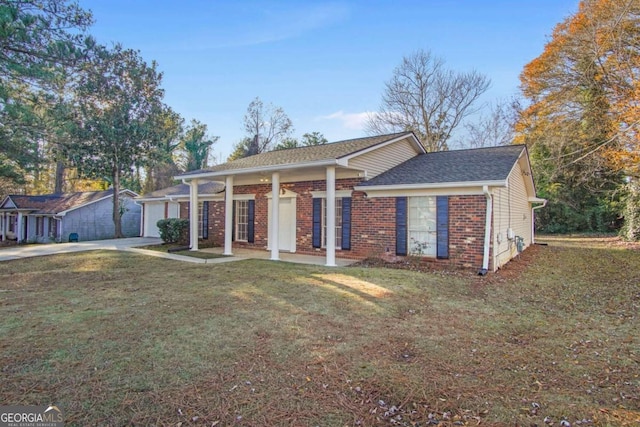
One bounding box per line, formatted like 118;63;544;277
517;0;640;238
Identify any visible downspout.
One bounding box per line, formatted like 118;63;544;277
531;199;548;244
478;185;493;276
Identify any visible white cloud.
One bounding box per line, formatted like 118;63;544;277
318;110;374;131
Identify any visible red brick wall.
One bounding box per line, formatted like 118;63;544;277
180;184;491;270
448;195;489;269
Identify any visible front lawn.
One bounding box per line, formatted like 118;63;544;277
0;241;638;425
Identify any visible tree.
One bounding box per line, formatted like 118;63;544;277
516;0;639;236
65;45;167;238
273;132;328;151
143;106;183;193
462;99;520;148
242;97;293;156
180;119;219;171
301;131;328;146
366;49;490;152
0;0;95;187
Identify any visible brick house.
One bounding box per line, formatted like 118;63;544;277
141;132;545;272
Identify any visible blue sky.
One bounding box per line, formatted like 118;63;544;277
80;0;579;161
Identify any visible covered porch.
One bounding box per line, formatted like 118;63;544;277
181;163;359;267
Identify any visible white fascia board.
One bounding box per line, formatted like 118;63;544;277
339;133;424;163
135;197;171;203
310;190;353;198
175;159;340;181
169;194;224;201
354;180;506;193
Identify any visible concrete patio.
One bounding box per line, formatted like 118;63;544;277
198;247;357;267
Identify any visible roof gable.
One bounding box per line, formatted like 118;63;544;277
0;196;17;209
359;145;527;187
177;132;420;178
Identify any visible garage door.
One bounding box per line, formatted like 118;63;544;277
144;203;166;238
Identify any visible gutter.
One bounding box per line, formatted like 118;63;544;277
531;199;548;244
478;185;493;276
175;159;339;181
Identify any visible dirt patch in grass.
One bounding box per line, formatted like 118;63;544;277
0;245;639;425
142;243;227;259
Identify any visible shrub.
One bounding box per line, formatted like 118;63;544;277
157;218;189;244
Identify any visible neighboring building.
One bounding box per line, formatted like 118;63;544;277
136;182;223;238
166;132;543;272
0;189;140;243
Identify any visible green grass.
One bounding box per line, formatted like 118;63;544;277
0;239;638;426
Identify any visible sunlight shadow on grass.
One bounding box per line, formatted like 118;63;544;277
312;273;393;299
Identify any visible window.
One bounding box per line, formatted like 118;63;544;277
235;200;248;241
408;197;437;257
8;215;15;232
197;202;204;239
48;218;59;238
322;198;342;249
36;217;44;237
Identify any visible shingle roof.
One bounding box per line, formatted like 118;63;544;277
140;182;225;198
178;132;414;177
2;190;128;214
359;145;526;187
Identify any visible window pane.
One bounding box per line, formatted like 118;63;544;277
322;198;342;249
236;200;248;241
408;197;437;256
198;202;204;238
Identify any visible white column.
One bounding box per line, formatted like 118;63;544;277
325;166;337;267
270;172;280;261
0;213;4;241
223;175;234;255
17;212;23;243
189;179;199;251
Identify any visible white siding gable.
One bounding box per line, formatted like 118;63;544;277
492;158;534;270
348;136;420;179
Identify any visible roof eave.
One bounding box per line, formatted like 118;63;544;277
176;159;340;180
354;180;507;192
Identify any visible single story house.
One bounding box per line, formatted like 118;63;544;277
136;182;223;238
144;132;544;272
0;189;141;243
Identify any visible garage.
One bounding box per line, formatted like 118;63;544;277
142;201;179;237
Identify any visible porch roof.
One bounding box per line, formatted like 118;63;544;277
137;182;225;201
176;132;420;180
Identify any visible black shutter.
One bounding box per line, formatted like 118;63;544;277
312;198;322;248
202;201;209;239
341;197;351;250
436;196;449;259
396;197;407;256
247;200;255;243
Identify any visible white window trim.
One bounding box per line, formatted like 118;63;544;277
233;194;255;201
235;199;249;242
407;196;437;258
321;198;342;250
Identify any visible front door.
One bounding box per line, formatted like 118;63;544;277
268;194;297;252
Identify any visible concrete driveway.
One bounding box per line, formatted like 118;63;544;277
0;237;162;262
